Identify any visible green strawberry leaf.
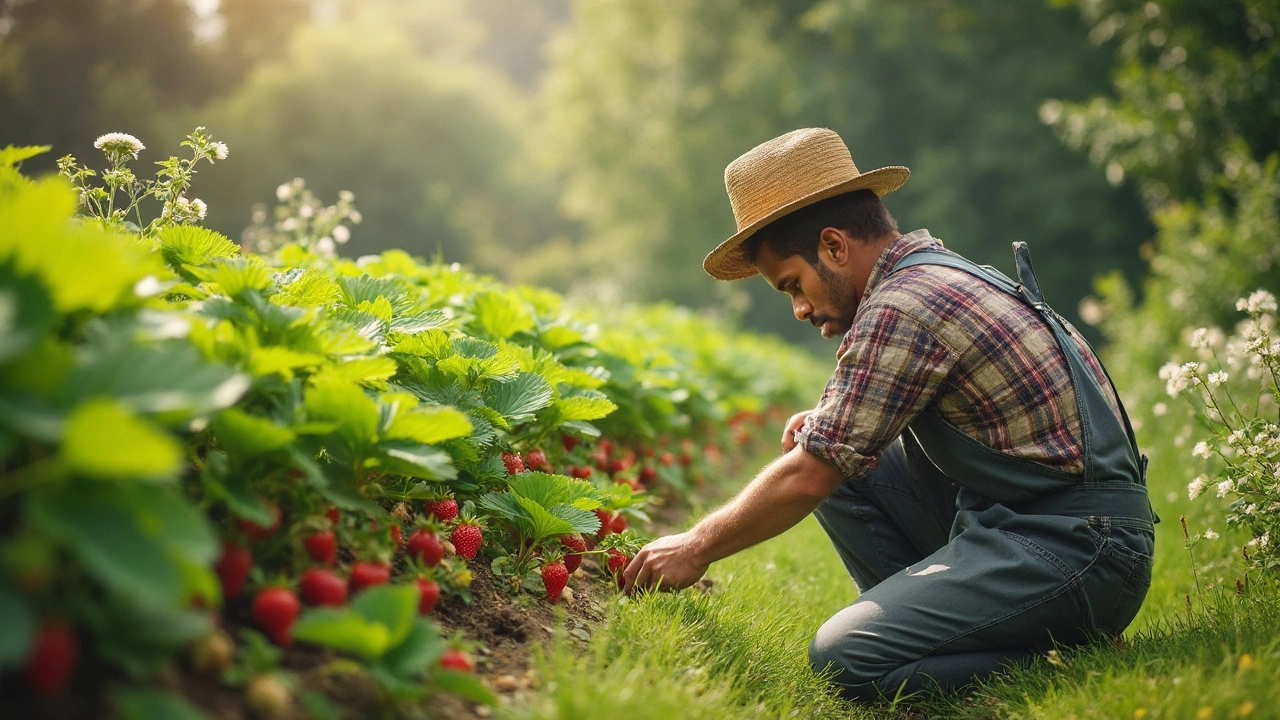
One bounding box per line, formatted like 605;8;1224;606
188;256;273;297
378;440;458;480
352;584;419;649
305;376;380;451
484;371;552;425
292;609;393;659
0;575;35;668
60;400;183;480
157;226;239;272
384;406;473;446
68;340;250;420
377;617;442;678
114;688;215;720
0;262;55;364
211;409;296;458
471;290;534;340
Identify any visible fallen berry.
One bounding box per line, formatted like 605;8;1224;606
542;561;569;602
191;630;235;676
300;568;347;607
251;587;300;647
23;622;77;696
350;561;392;593
439;648;473;673
303;530;337;566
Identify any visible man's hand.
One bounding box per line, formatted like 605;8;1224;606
781;411;811;452
621;531;709;595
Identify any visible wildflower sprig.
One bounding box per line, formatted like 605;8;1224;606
58;127;227;235
1166;289;1280;571
242;178;361;258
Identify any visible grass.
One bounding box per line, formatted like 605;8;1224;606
504;447;1280;720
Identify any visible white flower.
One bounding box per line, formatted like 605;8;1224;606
316;237;336;255
190;198;207;219
1216;479;1234;497
1153;402;1168;416
299;204;314;219
1192;441;1212;459
1190;327;1211;349
1236;290;1278;314
332;225;351;243
1188;474;1208;500
348;210;362;224
93;132;145;156
1207;371;1228;386
276;183;292;202
210;141;229;160
1204;528;1219;540
338;190;355;203
1159;361;1201;397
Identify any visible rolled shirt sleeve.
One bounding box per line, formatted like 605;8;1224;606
797;302;959;480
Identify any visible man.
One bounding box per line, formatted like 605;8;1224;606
621;128;1156;701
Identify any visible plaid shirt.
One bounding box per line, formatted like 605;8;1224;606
795;229;1121;480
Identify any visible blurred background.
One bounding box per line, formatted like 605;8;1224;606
1;0;1275;353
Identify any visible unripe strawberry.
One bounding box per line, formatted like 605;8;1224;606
215;541;253;600
300;568;347;607
451;522;483;560
502;451;525;475
407;528;444;567
246;674;292;719
541;561;569;602
425;497;459;523
23;622;77;696
251;587;300;647
303;530;337;566
439;648;473;673
350;561;391;593
560;534;586;573
416;577;440;615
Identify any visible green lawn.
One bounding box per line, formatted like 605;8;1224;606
506;450;1280;720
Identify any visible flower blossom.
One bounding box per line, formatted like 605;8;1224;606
93;132;145;157
1188;474;1208;500
1216;479;1234;498
1207;371;1228;387
1236;290;1278;315
210;141;229;160
1204;528;1219;540
1192;441;1212;459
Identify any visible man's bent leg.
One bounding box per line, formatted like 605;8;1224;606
812;436;958;591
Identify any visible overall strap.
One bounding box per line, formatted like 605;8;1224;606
891;245;1144;487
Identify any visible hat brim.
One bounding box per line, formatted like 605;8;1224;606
703;166;910;281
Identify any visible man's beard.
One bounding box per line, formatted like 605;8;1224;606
809;261;858;335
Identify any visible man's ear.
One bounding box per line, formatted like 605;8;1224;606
818;227;849;266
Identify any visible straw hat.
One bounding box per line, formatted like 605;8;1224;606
703;128;910;281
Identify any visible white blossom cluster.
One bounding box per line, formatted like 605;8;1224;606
1170;290;1280;568
244;179;361;257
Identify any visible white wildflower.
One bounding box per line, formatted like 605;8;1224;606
1159;361;1201;397
1192;441;1212;459
1153;402;1168;417
1207;371;1228;386
276;183;291;202
332;225;351;244
1228;429;1248;446
1188;474;1208;500
338;190;355;203
299;204;314;219
93;132;145;157
209;141;229;160
316;237;336;255
1216;479;1234;497
1204;528;1219;540
1190;327;1211;349
349;210;362;224
190;198;207;219
277;218;299;232
1236;290;1278;314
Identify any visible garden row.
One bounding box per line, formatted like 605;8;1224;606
0;132;824;718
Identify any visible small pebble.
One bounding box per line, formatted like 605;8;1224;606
560;586;575;603
493;674;520;692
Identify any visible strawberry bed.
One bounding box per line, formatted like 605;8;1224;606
0;134;823;719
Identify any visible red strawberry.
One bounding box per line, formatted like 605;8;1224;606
561;434;579;452
325;506;341;526
606;548;630;577
215;541;253;599
425;498;458;523
300;568;347;607
439;648;473;673
659;452;674;467
416;577;440;615
609;458;629;474
407;529;444;567
599;439;614;457
527;448;549;471
560;534;586;574
303;530;337;566
594;509;614;540
23;622;77;696
350;561;391;593
502;451;525;475
541;560;569;602
251;587;300;647
237;504;282;542
611;513;629;534
451;522;483;560
640;466;657;484
571;465;592;479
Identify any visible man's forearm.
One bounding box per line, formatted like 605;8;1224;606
687;446;845;567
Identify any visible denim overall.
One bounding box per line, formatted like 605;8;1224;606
809;243;1157;701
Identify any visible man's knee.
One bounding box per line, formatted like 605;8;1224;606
808;604;895;693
